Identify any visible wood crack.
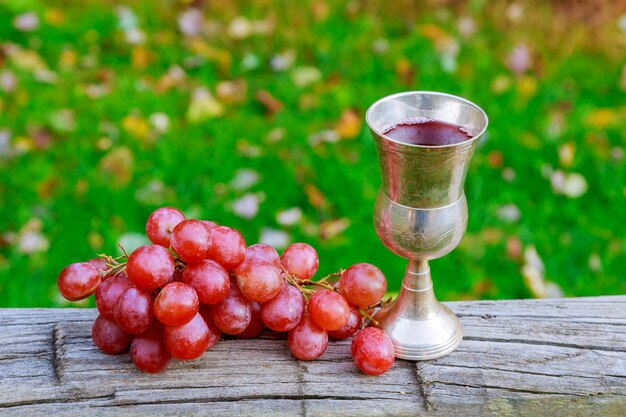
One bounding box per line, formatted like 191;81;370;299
430;380;605;397
297;359;307;417
94;394;378;407
432;361;624;381
0;393;115;409
463;336;626;353
0;353;50;361
456;313;626;320
414;362;433;411
50;324;61;384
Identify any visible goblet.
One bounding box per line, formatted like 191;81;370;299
365;91;488;360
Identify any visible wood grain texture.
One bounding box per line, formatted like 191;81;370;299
0;296;624;416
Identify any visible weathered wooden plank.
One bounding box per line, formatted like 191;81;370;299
0;296;624;416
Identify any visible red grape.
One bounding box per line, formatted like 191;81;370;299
154;282;199;327
260;284;304;332
182;260;230;304
209;285;252;335
328;304;362;339
57;262;101;301
146;207;185;247
126;244;175;290
130;324;171;373
198;305;223;350
288;315;328;360
87;257;110;279
236;302;264;339
92;315;133;354
235;259;284;303
201;220;217;229
351;327;395;375
308;290;350;331
281;243;318;279
170;220;212;263
339;263;387;309
206;226;246;271
95;274;132;321
163;312;210;360
114;287;154;334
245;243;280;265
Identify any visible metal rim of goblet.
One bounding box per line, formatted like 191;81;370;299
365;90;489;150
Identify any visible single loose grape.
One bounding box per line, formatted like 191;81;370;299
260;284;304;332
328;304;362;339
308;289;350;331
206;226;247;271
154;282;199;327
92;315;133;354
126;244;175;290
57;262;101;301
114;287;154;335
339;263;387;309
170;220;212;263
145;207;185;247
280;243;319;279
235;259;283;303
163;312;210;360
351;327;395;375
182;260;230;304
130;324;171;373
288;315;328;361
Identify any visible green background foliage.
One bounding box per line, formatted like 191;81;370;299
1;0;625;306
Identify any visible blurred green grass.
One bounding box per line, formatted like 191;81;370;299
0;0;625;307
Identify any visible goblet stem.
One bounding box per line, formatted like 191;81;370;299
402;259;440;320
379;259;463;360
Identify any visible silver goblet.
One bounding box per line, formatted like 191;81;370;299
366;91;488;360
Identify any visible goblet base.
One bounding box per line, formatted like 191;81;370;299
379;302;463;360
374;260;463;361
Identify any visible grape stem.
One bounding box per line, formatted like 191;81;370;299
100;262;127;278
97;250;129;278
118;244;130;258
296;279;335;292
279;265;341;294
358;307;380;326
367;297;393;310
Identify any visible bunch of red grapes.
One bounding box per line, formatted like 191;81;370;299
57;207;395;375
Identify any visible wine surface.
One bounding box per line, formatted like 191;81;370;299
383;118;472;146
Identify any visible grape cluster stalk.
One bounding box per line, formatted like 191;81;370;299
57;207;396;375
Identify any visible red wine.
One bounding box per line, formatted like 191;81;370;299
382;118;472;146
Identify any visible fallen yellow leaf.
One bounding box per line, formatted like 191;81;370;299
584;108;617;129
335;109;361;139
304;184;326;208
131;45;155;70
516;75;537;99
122;115;150;139
44;8;65;26
99;147;134;186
